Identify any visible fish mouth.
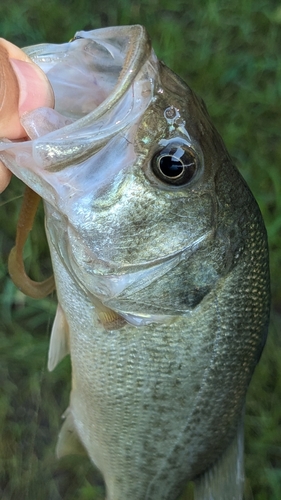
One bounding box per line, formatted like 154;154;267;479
0;26;157;201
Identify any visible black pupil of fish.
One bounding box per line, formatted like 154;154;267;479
155;146;196;184
159;155;184;178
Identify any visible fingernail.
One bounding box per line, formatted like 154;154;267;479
9;58;54;115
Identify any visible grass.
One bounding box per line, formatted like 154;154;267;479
0;0;280;498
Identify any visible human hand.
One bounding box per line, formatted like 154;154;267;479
0;38;54;193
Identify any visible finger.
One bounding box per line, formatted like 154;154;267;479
0;43;20;138
0;161;12;193
0;39;55;140
0;38;54;191
0;38;33;62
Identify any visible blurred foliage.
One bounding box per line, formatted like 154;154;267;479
0;0;280;499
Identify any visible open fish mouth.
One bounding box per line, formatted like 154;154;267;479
0;25;158;203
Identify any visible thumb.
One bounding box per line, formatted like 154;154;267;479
0;38;54;192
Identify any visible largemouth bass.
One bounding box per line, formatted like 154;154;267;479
1;26;270;499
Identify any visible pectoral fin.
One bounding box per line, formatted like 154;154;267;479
56;408;87;458
194;418;244;500
48;303;70;371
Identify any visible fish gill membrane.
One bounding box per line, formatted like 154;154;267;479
0;25;270;500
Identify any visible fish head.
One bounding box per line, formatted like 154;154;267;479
0;26;253;325
60;65;236;325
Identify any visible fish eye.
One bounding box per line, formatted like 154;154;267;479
151;144;197;186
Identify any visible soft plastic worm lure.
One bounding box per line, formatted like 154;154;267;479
8;186;55;298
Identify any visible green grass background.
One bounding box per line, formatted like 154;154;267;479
0;0;280;498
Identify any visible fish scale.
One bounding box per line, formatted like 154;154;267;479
2;25;270;500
